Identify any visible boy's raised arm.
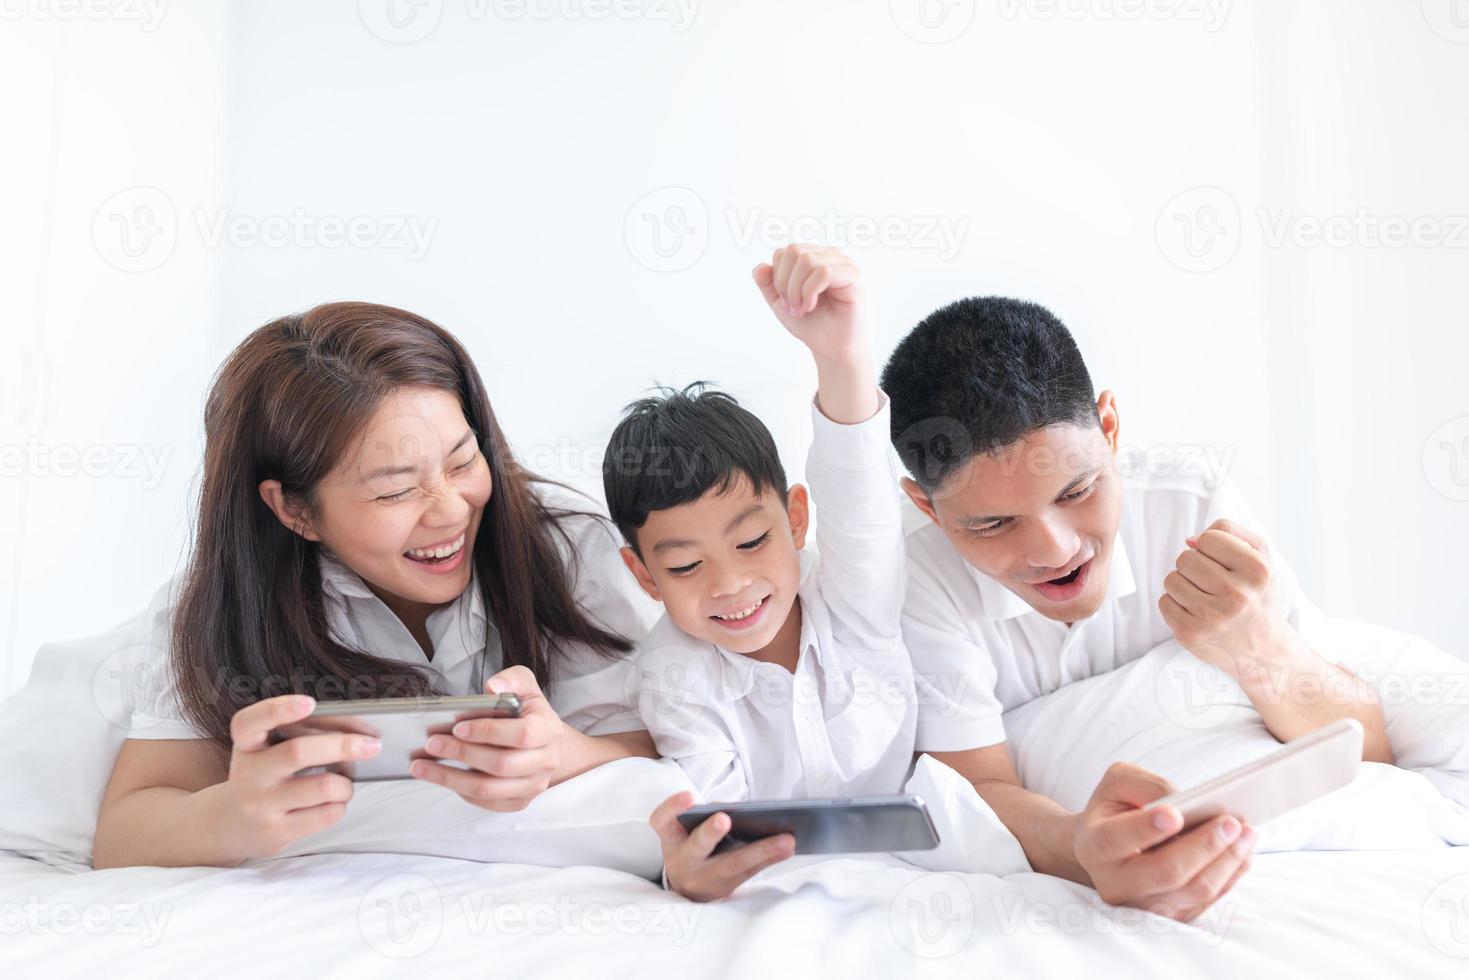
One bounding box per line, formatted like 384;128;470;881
752;245;902;642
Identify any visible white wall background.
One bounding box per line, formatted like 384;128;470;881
3;0;1467;696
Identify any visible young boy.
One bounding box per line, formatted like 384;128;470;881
603;245;915;902
881;296;1394;922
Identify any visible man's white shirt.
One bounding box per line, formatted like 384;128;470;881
632;393;917;803
902;468;1325;752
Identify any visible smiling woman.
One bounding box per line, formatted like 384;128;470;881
255;384;495;660
90;302;660;870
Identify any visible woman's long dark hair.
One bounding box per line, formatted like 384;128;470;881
172;302;631;750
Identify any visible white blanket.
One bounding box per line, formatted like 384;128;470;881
3;619;1468;977
3;847;1467;977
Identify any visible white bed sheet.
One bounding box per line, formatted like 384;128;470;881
2;845;1466;978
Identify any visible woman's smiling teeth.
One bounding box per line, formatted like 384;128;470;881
405;532;465;561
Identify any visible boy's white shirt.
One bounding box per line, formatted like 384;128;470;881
633;392;918;804
902;468;1328;752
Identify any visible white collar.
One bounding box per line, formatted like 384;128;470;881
317;547;486;627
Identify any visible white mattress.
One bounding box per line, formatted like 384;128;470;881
3;845;1466;978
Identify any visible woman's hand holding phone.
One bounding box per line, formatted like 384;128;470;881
218;694;382;860
408;665;565;812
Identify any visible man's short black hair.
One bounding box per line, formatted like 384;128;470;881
603;382;788;555
880;296;1098;493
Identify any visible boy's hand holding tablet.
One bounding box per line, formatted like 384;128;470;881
651;791;797;903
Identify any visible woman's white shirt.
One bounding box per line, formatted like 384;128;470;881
123;487;660;741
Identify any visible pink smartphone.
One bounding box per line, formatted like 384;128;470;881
1145;718;1364;831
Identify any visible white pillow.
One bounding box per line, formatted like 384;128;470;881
1001;630;1469;852
1003;639;1289;814
896;753;1030;876
0;609;692;874
0;612;148;861
1309;617;1469;809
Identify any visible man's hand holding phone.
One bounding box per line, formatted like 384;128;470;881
1072;762;1256;922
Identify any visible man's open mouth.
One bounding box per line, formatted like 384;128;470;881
1047;565;1084;586
1031;556;1093;602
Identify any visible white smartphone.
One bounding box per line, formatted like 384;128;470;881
268;693;522;782
1145;718;1364;831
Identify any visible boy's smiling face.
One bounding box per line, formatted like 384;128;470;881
905;392;1125;624
621;476;809;656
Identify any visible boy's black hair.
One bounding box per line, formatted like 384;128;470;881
881;296;1098;493
603;382;788;555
